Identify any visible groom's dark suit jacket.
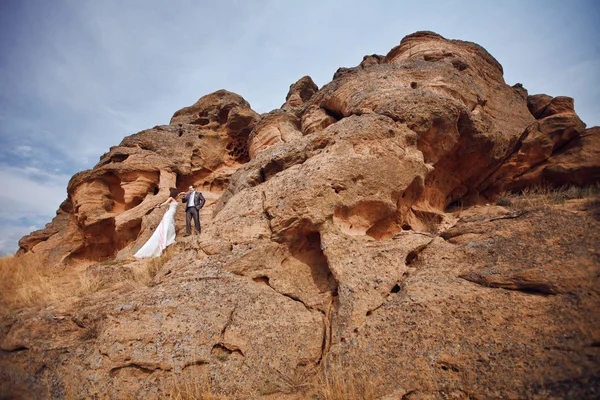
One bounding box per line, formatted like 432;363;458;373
182;191;206;210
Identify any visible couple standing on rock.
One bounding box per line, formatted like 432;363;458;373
133;185;205;259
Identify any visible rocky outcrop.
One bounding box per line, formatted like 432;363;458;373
18;91;259;265
19;31;596;266
479;93;588;196
5;31;600;399
4;203;600;399
512;126;600;187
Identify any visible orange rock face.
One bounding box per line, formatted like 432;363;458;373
4;31;599;399
18;90;259;265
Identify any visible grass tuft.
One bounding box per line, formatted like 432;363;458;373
497;183;600;210
131;245;177;286
314;357;379;400
0;254;79;312
166;369;225;400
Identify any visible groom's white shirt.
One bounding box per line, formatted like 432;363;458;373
187;191;195;208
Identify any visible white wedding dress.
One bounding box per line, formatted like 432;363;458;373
134;202;177;258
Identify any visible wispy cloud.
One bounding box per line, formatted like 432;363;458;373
0;163;69;255
0;164;68;219
0;223;38;257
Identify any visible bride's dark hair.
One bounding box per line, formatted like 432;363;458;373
169;188;179;198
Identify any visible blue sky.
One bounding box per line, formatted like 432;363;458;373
0;0;599;255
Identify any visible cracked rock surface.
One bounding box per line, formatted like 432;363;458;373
3;31;600;399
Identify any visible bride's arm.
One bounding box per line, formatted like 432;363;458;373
156;197;174;208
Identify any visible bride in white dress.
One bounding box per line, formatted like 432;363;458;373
134;188;183;259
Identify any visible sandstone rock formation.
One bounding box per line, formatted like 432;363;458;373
3;31;599;399
18;90;259;266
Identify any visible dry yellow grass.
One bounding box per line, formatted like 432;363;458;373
314;357;379;400
496;183;600;209
0;254;104;313
0;254;64;311
165;367;227;400
132;245;178;286
161;358;380;400
0;244;179;314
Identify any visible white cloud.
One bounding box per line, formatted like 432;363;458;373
15;145;32;153
0;165;68;223
0;164;68;254
0;224;37;257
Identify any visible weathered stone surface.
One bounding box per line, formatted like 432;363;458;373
248;110;302;158
0;263;324;398
479;95;587;196
5;31;600;399
527;93;553;119
540;95;578;118
508;126;600;189
310;30;536;208
17;93;259;266
300;105;338;135
334;206;600;399
282;75;318;110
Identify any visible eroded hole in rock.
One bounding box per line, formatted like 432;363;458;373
218;104;235;124
253;276;270;286
402;224;412;230
115;171;160;211
177;169;225;194
457;111;477;138
261;159;285;182
97;153;129;167
192;117;210;126
212;343;243;358
153;186;159;195
116;218;143;250
452;60;468;71
276;227;338;306
406;250;419;265
390;284;401;293
99;172;127;213
110;154;129;163
322;105;344;121
423;53;444;62
413;209;443;234
129;196;144;209
334;201;400;240
438;363;460;373
254;153;309;187
331;184;345;194
284;231;338;296
411;82;418;89
226;136;249;163
446;199;464;212
69;218;118;262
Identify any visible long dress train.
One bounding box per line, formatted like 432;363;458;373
134;202;177;258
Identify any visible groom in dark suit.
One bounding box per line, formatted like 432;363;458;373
182;185;205;236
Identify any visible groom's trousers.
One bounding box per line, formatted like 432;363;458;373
185;207;201;234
